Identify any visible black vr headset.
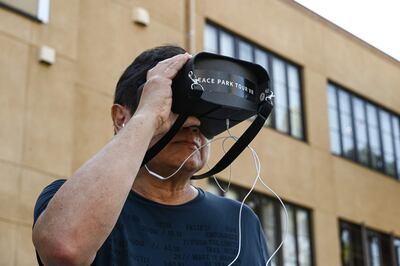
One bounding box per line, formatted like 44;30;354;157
139;52;274;179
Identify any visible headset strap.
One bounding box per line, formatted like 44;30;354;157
191;101;273;180
141;114;188;167
140;80;204;167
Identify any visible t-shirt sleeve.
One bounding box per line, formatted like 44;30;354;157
257;219;270;263
33;179;66;266
33;179;66;224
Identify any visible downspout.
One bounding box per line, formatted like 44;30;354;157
186;0;196;54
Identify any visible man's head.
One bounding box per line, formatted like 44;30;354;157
111;45;210;178
114;45;186;117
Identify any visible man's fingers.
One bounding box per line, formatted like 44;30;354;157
159;53;189;65
163;56;190;79
149;53;190;79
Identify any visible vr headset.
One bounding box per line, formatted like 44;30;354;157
139;52;274;179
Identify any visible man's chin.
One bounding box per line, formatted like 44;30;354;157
169;158;203;174
148;152;205;177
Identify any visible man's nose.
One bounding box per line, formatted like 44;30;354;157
183;116;201;132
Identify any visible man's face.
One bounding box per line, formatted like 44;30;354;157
147;116;210;177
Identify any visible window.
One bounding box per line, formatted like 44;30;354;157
395;239;400;266
367;231;392;266
327;83;400;180
339;220;400;266
207;181;314;266
340;222;364;266
0;0;50;23
204;22;305;140
327;84;341;155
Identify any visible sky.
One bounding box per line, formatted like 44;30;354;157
294;0;400;62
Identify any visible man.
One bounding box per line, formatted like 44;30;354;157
32;45;269;265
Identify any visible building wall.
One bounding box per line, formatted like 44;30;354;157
0;0;399;265
199;1;400;265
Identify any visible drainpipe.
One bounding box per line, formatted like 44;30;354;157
186;0;196;54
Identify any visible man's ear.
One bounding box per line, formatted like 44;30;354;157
111;104;131;134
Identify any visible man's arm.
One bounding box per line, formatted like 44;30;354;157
32;53;190;266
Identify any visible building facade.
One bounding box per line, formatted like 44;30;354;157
0;0;399;265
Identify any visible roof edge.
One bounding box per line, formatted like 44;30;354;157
283;0;400;67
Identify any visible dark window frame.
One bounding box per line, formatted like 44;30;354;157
339;219;400;266
208;180;315;266
204;20;307;142
339;220;365;266
393;237;400;266
327;81;400;180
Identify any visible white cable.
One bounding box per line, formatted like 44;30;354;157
225;119;257;265
145;136;235;180
224;119;288;266
248;147;288;266
221;136;233;191
145;119;288;265
226;136;259;266
211;136;234;193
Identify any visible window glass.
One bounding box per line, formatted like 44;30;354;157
367;231;393;266
261;201;277;266
288;66;300;90
394;239;400;266
330;131;341;155
340;222;364;266
369;235;382;266
255;49;269;72
340;221;400;266
289;89;302;138
353;97;369;164
272;58;286;85
290;111;303;139
272;58;289;133
338;90;354;159
366;104;383;170
341;228;351;265
328;108;340;131
379;110;396;176
392;117;400;179
282;206;297;266
204;24;218;53
379;234;392;266
296;210;311;266
328;84;338;108
289;87;301;112
288;66;302;139
276;106;289;133
238;40;252;62
327;85;341;154
204;23;305;140
215;181;313;266
274;81;288;109
220;31;234;57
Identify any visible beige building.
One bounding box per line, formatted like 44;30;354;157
0;0;399;265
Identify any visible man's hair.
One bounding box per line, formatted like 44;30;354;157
114;45;186;115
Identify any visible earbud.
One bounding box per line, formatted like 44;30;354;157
122;123;125;128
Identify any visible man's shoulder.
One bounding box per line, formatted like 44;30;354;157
202;189;238;205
